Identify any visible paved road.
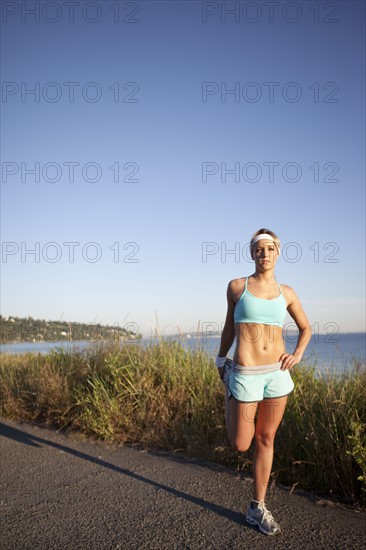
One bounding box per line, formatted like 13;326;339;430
1;419;365;549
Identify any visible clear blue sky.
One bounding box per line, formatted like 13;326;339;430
1;0;365;337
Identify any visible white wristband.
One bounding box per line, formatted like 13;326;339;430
215;356;226;368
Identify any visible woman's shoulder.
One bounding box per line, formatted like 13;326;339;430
280;283;298;301
279;282;291;290
227;277;247;294
228;276;246;286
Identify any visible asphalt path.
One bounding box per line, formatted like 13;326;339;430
1;419;365;549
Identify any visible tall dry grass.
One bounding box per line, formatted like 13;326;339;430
1;340;365;506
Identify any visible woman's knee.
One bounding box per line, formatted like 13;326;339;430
255;431;276;448
229;435;253;452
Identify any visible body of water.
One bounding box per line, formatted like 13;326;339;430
0;332;365;373
194;332;366;372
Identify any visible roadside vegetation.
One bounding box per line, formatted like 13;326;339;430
1;339;365;507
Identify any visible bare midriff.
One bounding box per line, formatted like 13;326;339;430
233;323;286;366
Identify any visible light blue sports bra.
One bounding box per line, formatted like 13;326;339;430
234;276;287;327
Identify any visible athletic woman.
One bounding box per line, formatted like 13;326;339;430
215;228;311;536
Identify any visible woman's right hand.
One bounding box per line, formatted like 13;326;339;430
217;365;225;381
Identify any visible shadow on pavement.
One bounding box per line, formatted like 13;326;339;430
0;421;247;527
0;422;42;448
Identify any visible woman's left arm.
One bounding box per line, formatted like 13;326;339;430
279;286;312;370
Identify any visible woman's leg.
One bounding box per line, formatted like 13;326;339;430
226;394;259;452
252;396;288;502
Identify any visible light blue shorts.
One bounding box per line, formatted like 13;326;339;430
226;360;294;403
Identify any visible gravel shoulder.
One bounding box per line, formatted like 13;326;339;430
1;419;365;550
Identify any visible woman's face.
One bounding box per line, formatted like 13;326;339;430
253;239;280;268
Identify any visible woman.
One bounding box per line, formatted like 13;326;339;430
215;228;311;536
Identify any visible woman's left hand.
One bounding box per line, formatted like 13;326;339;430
279;352;302;370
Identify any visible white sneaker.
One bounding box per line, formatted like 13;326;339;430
245;501;281;536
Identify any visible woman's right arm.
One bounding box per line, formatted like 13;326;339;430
216;282;236;378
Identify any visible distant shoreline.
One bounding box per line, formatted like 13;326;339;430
1;330;365;345
166;331;366;340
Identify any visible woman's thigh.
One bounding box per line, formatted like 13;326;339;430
227;396;259;452
255;396;288;441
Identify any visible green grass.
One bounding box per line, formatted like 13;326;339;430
1;340;365;506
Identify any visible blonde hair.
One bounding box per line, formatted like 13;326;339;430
250;228;281;259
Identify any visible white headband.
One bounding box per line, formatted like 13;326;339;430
251;234;281;255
